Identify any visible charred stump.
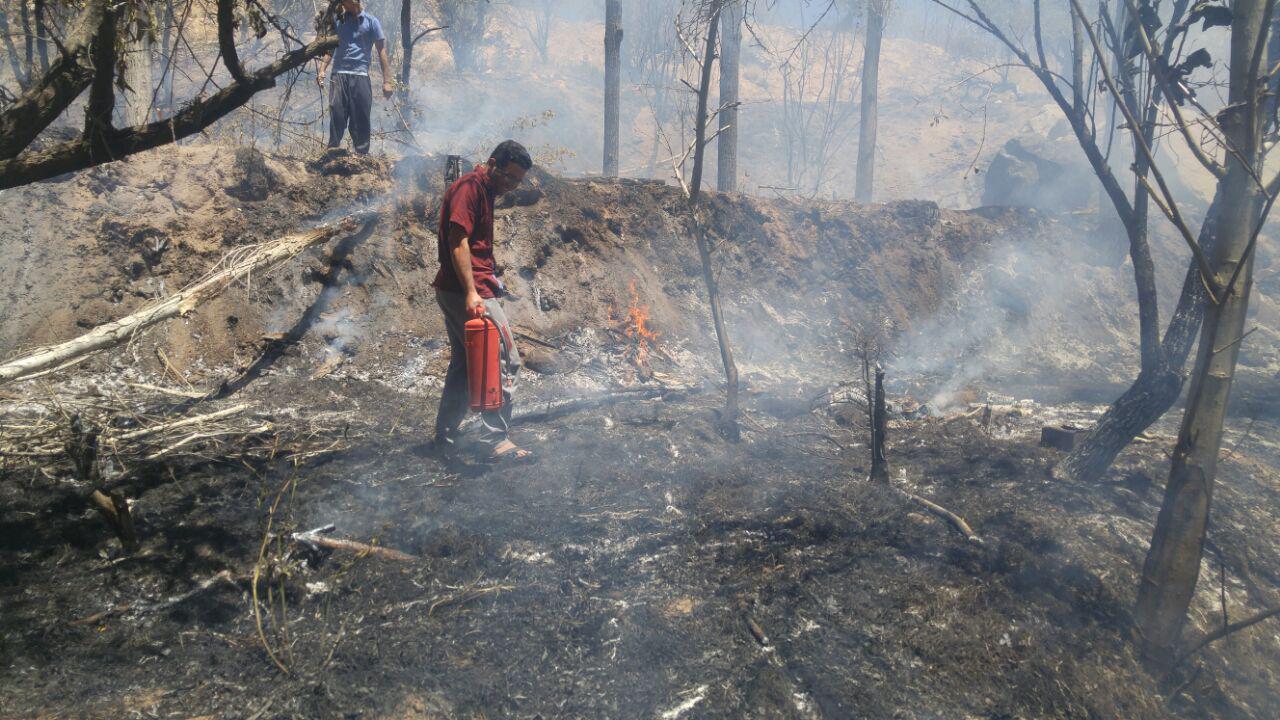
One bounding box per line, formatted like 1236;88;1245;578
65;416;139;551
870;365;889;483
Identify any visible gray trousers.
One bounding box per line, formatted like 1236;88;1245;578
434;289;521;452
328;72;372;154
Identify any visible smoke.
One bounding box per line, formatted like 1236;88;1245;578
887;222;1140;411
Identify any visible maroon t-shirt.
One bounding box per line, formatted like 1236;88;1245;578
432;167;502;298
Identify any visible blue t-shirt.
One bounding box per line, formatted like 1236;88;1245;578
332;12;384;74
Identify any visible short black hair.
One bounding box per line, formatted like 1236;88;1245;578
490;140;533;171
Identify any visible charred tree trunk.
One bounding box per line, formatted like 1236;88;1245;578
855;0;885;203
867;360;889;482
689;3;740;440
217;0;247;83
1056;193;1222;483
1135;0;1269;667
399;0;411;93
716;0;741;192
84;2;117;147
603;0;621;176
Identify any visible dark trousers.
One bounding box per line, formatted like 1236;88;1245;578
328;73;372;154
434;289;521;452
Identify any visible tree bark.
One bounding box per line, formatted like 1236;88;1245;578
123;29;155;126
603;0;622;176
0;33;338;189
855;0;885;203
1134;0;1269;668
161;0;175;115
689;3;740;440
716;0;741;192
32;0;46;72
0;0;107;160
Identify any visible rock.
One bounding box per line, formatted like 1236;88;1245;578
521;346;572;375
983;131;1095;212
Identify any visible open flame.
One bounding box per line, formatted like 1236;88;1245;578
609;280;662;376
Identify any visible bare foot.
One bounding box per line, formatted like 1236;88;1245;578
491;440;533;460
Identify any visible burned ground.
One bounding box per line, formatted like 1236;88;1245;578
2;150;1279;719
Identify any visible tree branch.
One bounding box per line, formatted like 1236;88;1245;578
1121;0;1226;178
0;34;338;190
1069;0;1223;303
0;0;107;160
217;0;248;83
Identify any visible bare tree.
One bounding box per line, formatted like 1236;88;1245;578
604;0;622;176
435;0;490;72
1132;0;1275;667
520;0;555;64
0;0;338;189
928;0;1236;486
629;0;683;178
400;0;444;98
716;0;741;191
33;0;48;73
772;8;860;198
669;0;741;439
854;0;888;202
938;0;1279;667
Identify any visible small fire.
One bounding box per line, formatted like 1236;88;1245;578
609;280;662;375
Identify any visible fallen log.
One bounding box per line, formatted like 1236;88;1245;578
0;215;375;385
290;525;417;562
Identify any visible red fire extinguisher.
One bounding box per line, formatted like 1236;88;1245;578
464;314;503;411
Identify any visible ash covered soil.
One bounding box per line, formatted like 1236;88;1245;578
2;147;1280;719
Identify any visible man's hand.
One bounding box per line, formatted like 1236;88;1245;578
316;74;325;89
465;291;485;318
383;81;394;99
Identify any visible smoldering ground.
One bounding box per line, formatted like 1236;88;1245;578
3;2;1280;719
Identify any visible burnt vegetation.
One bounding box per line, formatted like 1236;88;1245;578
2;1;1280;718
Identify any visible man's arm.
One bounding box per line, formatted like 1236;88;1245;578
447;223;484;317
376;38;393;98
316;53;331;87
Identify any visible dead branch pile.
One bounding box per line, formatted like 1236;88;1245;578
0;382;355;481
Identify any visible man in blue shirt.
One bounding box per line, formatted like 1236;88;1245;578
316;0;394;154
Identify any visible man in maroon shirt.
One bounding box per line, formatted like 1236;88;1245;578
432;141;533;461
